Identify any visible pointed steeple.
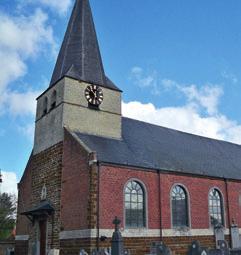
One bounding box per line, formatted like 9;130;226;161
50;0;120;91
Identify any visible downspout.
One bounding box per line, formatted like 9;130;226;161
224;178;231;242
158;171;163;241
97;161;100;251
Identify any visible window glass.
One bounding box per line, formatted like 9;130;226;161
209;188;224;226
171;185;189;227
125;181;146;228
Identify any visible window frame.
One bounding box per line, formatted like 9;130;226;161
208;187;225;228
170;184;190;229
123;179;148;229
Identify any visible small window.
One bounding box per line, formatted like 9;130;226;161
209;188;224;226
43;97;48;115
171;185;189;228
50;90;57;109
125;180;146;228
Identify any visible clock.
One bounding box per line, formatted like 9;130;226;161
85;84;104;106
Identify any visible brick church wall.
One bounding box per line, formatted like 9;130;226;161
15;135;241;255
16;156;33;236
15;142;63;254
61;130;91;230
99;165;160;229
99;165;241;230
160;174;229;229
95;164;241;254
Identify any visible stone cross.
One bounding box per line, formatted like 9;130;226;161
113;217;121;232
111;217;124;255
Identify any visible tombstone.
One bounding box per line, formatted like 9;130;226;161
111;217;124;255
187;241;208;255
218;240;230;255
149;242;172;255
231;223;241;249
48;249;60;255
214;225;225;249
80;249;88;255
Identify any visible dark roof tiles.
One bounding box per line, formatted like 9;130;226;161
73;117;241;180
50;0;121;92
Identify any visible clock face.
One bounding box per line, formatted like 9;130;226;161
85;84;104;106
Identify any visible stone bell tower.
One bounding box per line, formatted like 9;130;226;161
33;0;122;154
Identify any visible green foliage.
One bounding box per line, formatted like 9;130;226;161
0;193;16;240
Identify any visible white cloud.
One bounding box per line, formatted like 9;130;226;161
18;123;35;141
1;90;40;117
0;9;56;117
130;66;160;95
221;71;238;84
1;171;18;196
178;84;223;115
38;0;72;15
122;101;241;144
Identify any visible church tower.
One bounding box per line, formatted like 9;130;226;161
34;0;122;154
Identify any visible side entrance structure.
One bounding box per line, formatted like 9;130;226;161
15;1;241;255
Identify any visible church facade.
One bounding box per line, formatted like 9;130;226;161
15;1;241;255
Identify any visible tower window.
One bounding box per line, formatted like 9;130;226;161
171;185;189;228
209;188;224;226
43;97;48;115
50;90;57;109
125;180;146;228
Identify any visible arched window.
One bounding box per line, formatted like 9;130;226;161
125;180;146;228
209;188;224;226
50;90;57;109
43;97;48;115
171;185;189;228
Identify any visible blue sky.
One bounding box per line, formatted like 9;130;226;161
1;0;241;193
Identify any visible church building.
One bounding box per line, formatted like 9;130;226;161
15;0;241;255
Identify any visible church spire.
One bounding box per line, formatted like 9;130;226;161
50;0;120;91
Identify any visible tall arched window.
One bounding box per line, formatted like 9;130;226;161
171;185;189;228
125;180;146;228
209;188;224;226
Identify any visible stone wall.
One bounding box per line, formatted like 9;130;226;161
15;142;63;255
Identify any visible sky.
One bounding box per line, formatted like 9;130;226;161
1;0;241;195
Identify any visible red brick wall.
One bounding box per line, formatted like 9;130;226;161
98;165;241;230
61;130;90;230
160;174;229;229
99;165;160;229
226;181;241;226
16;155;33;236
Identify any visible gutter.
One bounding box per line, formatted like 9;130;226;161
158;171;163;241
224;178;232;241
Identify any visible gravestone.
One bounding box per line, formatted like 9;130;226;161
149;242;172;255
214;225;225;248
231;224;241;249
208;240;230;255
48;249;60;255
187;241;208;255
80;249;88;255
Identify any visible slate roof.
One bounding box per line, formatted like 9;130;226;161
73;117;241;181
50;0;121;92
